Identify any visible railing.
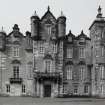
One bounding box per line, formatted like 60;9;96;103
10;78;22;84
34;71;61;79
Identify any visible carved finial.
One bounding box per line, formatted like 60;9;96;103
97;5;102;18
2;26;3;31
81;30;84;34
69;30;71;34
61;11;63;16
34;11;37;16
98;5;101;13
48;6;50;11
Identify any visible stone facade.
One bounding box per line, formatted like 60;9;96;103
0;6;105;98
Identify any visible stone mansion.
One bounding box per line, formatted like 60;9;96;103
0;6;105;98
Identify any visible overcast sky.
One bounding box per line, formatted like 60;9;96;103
0;0;105;36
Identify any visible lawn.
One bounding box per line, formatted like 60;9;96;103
0;97;105;105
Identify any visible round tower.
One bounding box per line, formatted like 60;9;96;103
57;11;66;37
0;27;6;51
30;11;40;38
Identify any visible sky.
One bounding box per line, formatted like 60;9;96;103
0;0;105;36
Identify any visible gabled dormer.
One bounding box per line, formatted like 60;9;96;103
7;24;24;44
77;30;90;45
40;6;57;41
41;6;56;24
66;30;75;43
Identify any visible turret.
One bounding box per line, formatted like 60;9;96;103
89;6;105;97
57;11;66;37
31;11;40;38
89;6;105;41
0;27;6;51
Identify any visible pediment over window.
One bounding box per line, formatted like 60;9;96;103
13;41;20;45
66;30;75;42
27;61;32;65
11;59;21;64
65;61;73;65
43;54;53;60
78;61;86;65
76;30;90;41
45;19;53;25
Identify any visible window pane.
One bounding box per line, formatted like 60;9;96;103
79;48;85;58
67;48;73;58
67;66;72;80
13;47;19;57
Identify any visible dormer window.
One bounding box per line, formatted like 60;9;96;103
47;26;52;35
68;37;72;42
79;47;85;58
80;38;85;42
13;47;19;57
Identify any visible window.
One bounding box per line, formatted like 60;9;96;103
80;38;85;42
47;26;52;35
6;84;10;93
80;66;85;80
39;44;44;54
13;66;19;78
67;48;73;58
84;85;89;93
22;85;25;93
45;60;51;72
0;57;6;69
95;47;99;57
101;85;104;94
79;48;85;58
95;65;98;81
101;47;104;56
68;37;72;42
100;65;104;79
52;44;57;53
13;47;19;57
74;86;78;94
66;66;72;80
27;63;33;78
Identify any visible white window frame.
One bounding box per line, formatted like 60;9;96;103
67;48;73;58
79;47;85;58
80;66;85;81
45;60;51;72
13;47;19;57
66;65;72;80
101;85;104;94
101;47;104;57
100;65;104;79
84;85;89;94
13;65;19;78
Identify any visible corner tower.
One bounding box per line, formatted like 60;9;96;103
0;27;6;51
31;11;40;38
57;12;66;37
89;6;105;97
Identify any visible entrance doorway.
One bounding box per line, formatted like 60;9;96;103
44;84;51;97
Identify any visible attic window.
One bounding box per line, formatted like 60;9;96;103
68;37;72;42
46;26;52;35
80;38;85;42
